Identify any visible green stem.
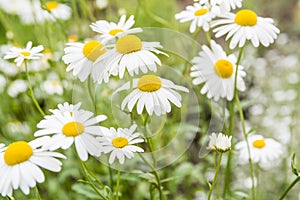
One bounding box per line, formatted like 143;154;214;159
236;95;256;200
34;186;42;200
208;153;223;200
138;153;165;200
278;176;300;200
115;164;121;200
24;61;45;116
205;31;211;46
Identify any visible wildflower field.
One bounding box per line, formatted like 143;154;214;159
0;0;300;199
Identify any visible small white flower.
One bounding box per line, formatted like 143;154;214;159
190;40;246;101
116;75;189;116
34;102;108;161
235;134;284;168
0;137;65;197
207;132;232;152
90;15;142;42
7;79;28;97
212;9;280;49
175;2;220;33
216;0;242;12
4;41;44;66
96;0;108;9
42;79;63;95
44;1;72;21
62;40;109;82
102;35;167;78
97;124;144;164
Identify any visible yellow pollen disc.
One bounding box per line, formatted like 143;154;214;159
138;75;162;92
112;137;129;148
194;8;208;16
4;141;33;166
68;34;78;42
70;112;73;116
51;81;59;87
234;9;258;26
116;35;142;54
82;40;106;62
20;51;31;57
45;1;59;11
252;139;266;148
214;59;234;78
62;122;84;137
109;29;124;36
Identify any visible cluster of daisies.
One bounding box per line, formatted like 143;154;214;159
175;0;283;168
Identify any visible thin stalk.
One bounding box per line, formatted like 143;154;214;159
278;176;300;200
205;31;211;46
115;164;121;200
35;186;42;200
208;153;223;200
138;153;165;200
24;61;45;116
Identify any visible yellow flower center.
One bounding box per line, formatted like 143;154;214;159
116;35;142;54
234;9;258;26
51;81;59;87
62;122;85;137
4;141;33;166
137;75;162;92
214;59;234;78
109;29;124;36
20;51;31;57
82;40;106;62
68;34;78;42
45;1;59;11
252;139;266;148
112;137;129;148
194;8;208;16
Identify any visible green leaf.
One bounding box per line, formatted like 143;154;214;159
72;183;107;199
291;153;299;176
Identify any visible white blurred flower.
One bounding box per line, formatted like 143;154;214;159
207;132;232;152
0;74;7;93
7;79;28;97
42;80;63;95
44;1;72;21
96;0;108;9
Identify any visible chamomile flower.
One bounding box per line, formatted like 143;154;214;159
0;137;65;197
116;75;189;116
97;124;144;164
44;1;71;21
190;40;246;101
62;40;109;82
34;103;107;161
103;35;167;78
7;79;28;98
235;134;284;168
212;9;280;49
175;2;220;33
42;80;63;95
90;15;142;42
4;41;44;66
217;0;242;12
207;132;232;152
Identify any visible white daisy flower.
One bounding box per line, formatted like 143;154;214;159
3;41;44;66
62;40;109;83
175;2;220;33
116;75;189;116
44;1;72;21
190;40;246;101
34;103;108;161
235;134;284;168
7;79;28;98
103;35;167;78
212;9;280;49
0;137;65;197
207;132;232;152
90;15;142;42
97;124;144;164
51;102;82;115
216;0;242;12
42;79;63;95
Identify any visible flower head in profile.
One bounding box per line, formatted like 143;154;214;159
62;40;109;83
190;40;246;101
216;0;242;12
97;124;144;164
207;132;232;153
34;102;108;161
235;134;284;168
90;15;142;42
0;137;65;197
103;35;167;78
115;75;189;116
4;41;44;66
42;79;63;95
175;1;220;33
44;1;71;20
212;9;280;49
